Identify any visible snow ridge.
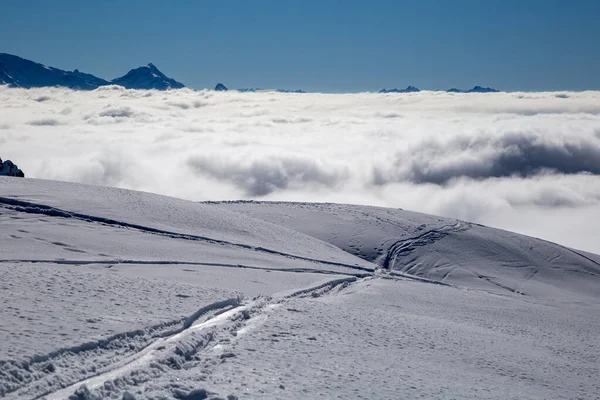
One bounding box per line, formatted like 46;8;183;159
0;197;373;273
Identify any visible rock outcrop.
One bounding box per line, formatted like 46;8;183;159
0;158;24;177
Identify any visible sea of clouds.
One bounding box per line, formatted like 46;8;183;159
1;85;599;253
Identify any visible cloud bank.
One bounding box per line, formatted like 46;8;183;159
377;131;600;185
1;85;600;253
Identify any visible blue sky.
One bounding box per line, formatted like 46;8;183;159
1;0;599;92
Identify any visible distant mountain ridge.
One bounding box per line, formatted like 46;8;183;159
380;85;501;93
379;85;420;93
0;53;185;90
1;53;504;93
238;88;306;93
215;83;306;93
447;86;500;93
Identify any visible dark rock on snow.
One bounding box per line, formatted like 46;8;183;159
0;158;25;177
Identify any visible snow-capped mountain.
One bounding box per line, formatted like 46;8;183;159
0;53;98;90
379;85;421;93
112;63;185;90
0;53;185;91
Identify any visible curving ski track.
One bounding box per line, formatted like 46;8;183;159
382;221;468;270
4;277;359;400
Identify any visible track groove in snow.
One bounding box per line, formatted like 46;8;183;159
0;198;373;273
382;221;468;270
41;302;248;400
24;277;361;400
0;259;369;278
1;298;243;399
280;276;359;298
387;271;455;287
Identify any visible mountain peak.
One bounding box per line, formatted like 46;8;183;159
112;64;184;90
146;63;160;72
215;83;228;91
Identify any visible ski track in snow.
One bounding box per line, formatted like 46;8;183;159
9;277;359;400
1;297;241;399
2;258;435;400
0;259;369;278
382;221;469;270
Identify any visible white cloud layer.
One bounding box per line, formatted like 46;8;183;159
2;85;600;253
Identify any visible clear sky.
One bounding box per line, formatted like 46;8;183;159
1;0;599;92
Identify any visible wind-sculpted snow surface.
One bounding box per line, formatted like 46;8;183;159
205;279;599;399
1;86;600;252
0;178;372;269
207;201;457;263
211;201;600;300
0;179;599;399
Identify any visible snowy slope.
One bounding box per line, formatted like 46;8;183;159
0;178;599;399
1;178;373;269
211;201;600;301
205;201;453;263
204;278;599;399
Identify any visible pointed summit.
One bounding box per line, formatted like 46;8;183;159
215;83;228;91
112;63;184;90
146;63;162;75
